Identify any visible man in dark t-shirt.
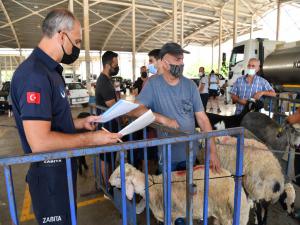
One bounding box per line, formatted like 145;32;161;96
133;66;148;95
95;51;120;184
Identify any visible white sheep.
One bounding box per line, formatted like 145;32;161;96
109;163;251;225
210;136;295;225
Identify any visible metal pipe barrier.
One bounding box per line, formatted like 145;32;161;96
0;126;245;225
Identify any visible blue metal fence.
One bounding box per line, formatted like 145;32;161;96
0;112;245;225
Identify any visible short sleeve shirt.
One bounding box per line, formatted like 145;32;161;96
95;73;118;132
209;74;219;90
11;47;76;154
137;75;204;163
199;75;209;94
95;73;117;107
230;75;274;114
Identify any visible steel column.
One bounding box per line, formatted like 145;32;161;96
173;0;178;42
218;9;223;73
276;0;281;41
132;0;136;81
83;0;91;92
233;0;238;45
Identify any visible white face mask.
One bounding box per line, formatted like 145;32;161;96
199;72;204;76
246;68;256;76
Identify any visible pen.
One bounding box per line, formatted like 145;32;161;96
101;127;123;143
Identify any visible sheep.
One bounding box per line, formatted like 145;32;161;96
109;163;251;225
210;136;295;225
200;99;263;130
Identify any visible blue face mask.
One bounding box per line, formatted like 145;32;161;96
148;63;157;74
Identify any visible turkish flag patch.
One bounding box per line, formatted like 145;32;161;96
26;92;41;104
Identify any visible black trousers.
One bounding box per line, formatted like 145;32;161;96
200;93;209;111
26;159;77;225
295;148;300;185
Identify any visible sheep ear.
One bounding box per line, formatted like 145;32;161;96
126;179;135;200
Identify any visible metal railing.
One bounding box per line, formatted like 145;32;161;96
0;103;245;225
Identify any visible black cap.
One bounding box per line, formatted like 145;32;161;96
159;42;190;59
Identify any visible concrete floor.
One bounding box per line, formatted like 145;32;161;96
0;95;299;225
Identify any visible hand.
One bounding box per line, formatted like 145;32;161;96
164;118;179;129
210;151;221;174
253;91;264;100
93;130;123;145
79;116;100;131
238;98;248;105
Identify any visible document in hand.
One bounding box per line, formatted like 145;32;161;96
119;110;155;136
96;99;139;123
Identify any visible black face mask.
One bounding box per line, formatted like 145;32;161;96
141;72;148;78
169;63;184;78
61;33;80;65
109;65;119;76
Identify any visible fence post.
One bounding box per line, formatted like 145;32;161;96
186;141;194;225
203;138;210;225
167;144;172;225
163;144;167;224
4;165;19;225
143;128;150;225
120;151;127;225
233;132;244;225
66;158;77;225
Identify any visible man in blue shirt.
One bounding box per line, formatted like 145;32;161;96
230;58;276;114
134;42;220;173
11;9;121;225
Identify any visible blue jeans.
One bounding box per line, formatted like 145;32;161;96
158;161;187;174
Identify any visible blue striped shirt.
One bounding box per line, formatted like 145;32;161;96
230;75;274;114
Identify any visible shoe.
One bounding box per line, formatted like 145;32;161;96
217;108;221;113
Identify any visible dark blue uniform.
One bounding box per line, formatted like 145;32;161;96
11;47;77;225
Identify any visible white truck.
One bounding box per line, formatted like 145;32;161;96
226;38;300;103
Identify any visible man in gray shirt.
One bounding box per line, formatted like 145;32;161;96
135;42;220;172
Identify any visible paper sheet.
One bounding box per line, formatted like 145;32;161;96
96;99;139;123
119;110;155;136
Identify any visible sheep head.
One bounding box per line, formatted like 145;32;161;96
279;183;296;216
109;163;146;200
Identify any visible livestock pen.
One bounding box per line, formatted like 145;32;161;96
0;105;246;225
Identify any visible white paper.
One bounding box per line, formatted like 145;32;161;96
96;99;139;123
119;110;155;136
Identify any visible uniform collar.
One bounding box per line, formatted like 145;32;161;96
33;47;64;75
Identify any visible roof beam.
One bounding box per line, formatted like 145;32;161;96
137;18;172;51
89;7;130;27
12;0;45;19
75;0;131;37
101;7;131;50
184;21;219;41
0;0;21;49
0;0;68;29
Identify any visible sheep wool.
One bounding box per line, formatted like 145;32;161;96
109;163;251;225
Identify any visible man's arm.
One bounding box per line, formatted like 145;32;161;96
287;108;300;124
195;111;221;173
23;120;122;153
253;90;276;100
231;94;248;105
199;83;205;92
129;102;179;129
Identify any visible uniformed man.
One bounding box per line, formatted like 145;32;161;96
10;9;121;225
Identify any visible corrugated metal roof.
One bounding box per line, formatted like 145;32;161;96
0;0;296;53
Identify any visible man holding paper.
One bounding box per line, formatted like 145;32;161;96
135;42;221;173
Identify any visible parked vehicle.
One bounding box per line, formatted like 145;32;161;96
0;82;10;113
111;76;127;94
66;82;89;107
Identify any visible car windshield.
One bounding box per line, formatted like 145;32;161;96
68;83;85;90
